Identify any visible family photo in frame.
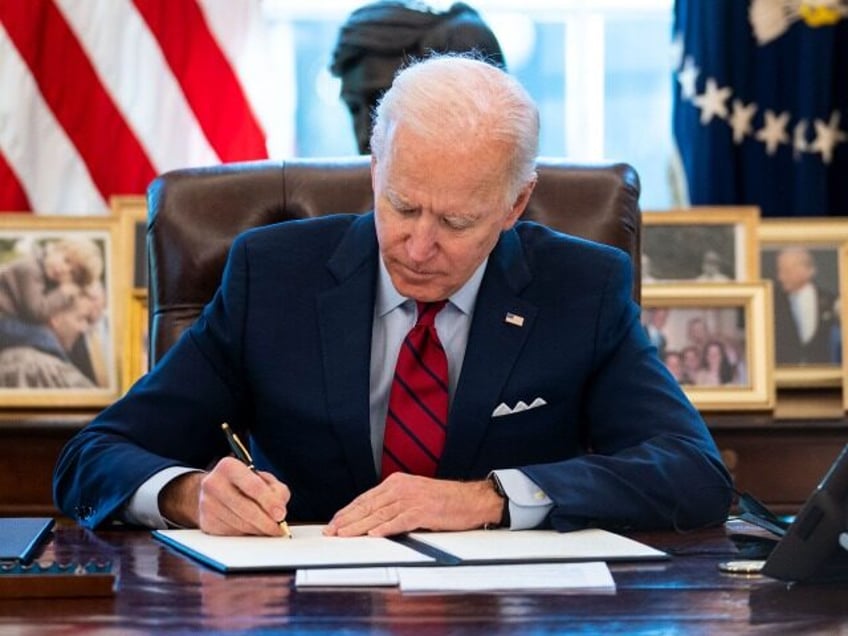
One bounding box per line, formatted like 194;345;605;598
641;283;775;411
0;215;122;406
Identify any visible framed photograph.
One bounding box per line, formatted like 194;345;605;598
111;195;148;290
642;207;760;283
842;244;848;412
0;215;124;406
759;218;848;388
123;289;149;392
641;283;775;411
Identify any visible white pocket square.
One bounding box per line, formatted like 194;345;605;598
491;397;547;417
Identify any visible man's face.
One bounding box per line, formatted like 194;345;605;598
650;308;669;328
682;348;700;372
664;353;682;379
688;319;707;342
341;55;404;154
776;250;813;293
372;125;532;302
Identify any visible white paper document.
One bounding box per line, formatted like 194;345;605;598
295;562;616;593
153;525;436;572
295;567;400;588
407;528;667;564
397;561;616;593
154;526;665;574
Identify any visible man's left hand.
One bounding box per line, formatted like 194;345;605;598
324;473;503;537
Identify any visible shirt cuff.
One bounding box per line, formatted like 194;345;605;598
490;468;553;530
123;466;201;529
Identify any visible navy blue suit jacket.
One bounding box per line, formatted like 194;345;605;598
773;284;839;365
54;213;731;531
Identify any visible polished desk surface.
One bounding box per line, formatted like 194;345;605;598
2;520;847;635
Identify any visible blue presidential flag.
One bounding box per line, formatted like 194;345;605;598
672;0;848;217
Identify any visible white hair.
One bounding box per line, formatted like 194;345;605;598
371;54;539;203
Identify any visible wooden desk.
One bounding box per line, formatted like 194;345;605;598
2;404;847;518
1;521;846;633
0;412;91;516
708;390;848;515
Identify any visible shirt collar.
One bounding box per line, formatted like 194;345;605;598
375;254;488;317
791;282;815;300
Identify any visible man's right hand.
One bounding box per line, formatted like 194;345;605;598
159;457;290;536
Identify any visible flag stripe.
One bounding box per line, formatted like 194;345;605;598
0;152;30;213
0;0;156;205
0;18;107;214
198;0;292;155
0;21;32;212
56;0;220;174
133;0;268;162
0;0;276;214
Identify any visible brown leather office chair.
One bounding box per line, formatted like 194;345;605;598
146;157;641;366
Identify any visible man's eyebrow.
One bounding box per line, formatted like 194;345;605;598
386;190;414;208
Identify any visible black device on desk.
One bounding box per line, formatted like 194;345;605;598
762;444;848;583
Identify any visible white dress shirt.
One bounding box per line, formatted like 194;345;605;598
789;282;817;344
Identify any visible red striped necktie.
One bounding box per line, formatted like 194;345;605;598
381;301;449;479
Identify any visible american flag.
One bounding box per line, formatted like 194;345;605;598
672;0;848;217
0;0;285;215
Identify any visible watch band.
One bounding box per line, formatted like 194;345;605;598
485;473;511;529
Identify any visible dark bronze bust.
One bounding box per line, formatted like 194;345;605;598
330;1;505;153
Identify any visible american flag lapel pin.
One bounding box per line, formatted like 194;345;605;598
504;312;525;327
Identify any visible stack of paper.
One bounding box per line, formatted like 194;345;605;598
295;562;616;593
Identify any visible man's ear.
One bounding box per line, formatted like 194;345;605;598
502;178;537;230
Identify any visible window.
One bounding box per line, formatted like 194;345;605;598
262;0;675;208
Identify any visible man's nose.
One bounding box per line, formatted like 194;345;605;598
406;221;438;262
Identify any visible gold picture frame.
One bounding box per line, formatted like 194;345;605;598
111;195;148;393
0;214;124;407
642;207;760;283
123;289;149;392
842;244;848;412
642;283;775;411
111;195;148;291
759;218;848;388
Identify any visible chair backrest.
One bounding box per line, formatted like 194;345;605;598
146;157;641;365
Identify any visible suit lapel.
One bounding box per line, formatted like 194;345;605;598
438;229;537;478
318;214;380;491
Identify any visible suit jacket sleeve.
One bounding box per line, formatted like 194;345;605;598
519;247;732;532
52;235;255;528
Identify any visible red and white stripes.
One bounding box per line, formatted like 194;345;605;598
0;0;280;215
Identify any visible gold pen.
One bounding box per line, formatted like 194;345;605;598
221;422;292;539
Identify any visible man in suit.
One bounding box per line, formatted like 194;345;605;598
53;55;731;537
773;246;839;365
